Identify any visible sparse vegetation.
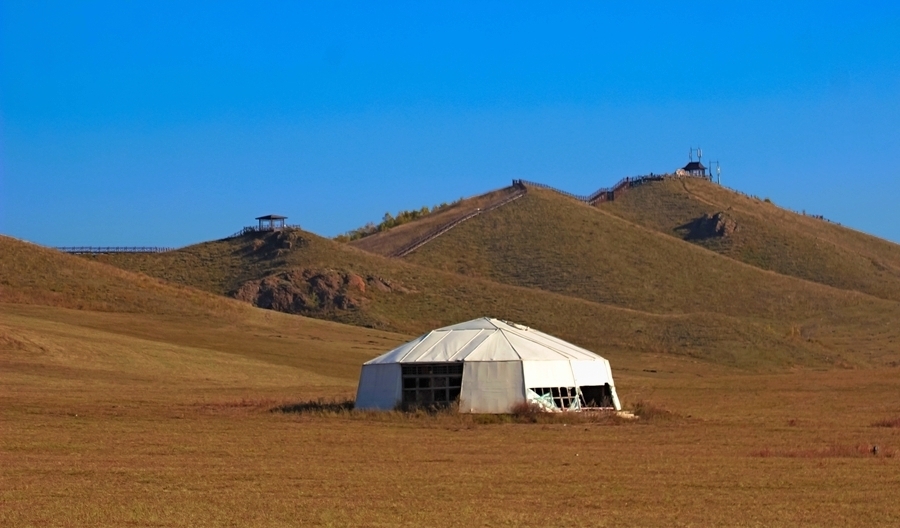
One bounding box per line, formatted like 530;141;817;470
602;177;900;303
752;444;895;458
76;182;900;371
334;202;458;243
630;400;676;421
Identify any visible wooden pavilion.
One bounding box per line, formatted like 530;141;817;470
256;215;288;231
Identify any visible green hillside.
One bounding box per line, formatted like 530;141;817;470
602;177;900;302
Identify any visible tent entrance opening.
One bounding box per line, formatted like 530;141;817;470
401;364;463;406
529;383;615;410
579;384;615;408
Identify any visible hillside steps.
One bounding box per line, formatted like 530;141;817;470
390;173;685;258
516;174;669;205
390;185;527;258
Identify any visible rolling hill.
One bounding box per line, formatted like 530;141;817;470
601;177;900;303
81;182;900;371
0;235;405;385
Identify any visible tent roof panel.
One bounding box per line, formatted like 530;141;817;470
364;317;609;365
463;331;522;361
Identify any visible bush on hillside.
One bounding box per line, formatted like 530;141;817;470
334;201;457;242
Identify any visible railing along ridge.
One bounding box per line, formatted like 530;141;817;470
515;173;671;204
390;186;527;258
56;246;175;254
227;224;303;239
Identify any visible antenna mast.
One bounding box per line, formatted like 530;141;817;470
710;160;721;184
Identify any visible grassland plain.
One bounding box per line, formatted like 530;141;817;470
4;305;900;527
3;237;900;526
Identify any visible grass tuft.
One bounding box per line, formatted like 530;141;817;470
273;398;355;415
871;416;900;428
630;400;677;422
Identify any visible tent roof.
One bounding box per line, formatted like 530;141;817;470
365;317;607;364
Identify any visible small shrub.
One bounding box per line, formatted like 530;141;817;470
510;401;545;423
872;417;900;428
273;398;355;415
397;401;459;415
631;400;675;421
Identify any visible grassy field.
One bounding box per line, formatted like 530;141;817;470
4;301;900;526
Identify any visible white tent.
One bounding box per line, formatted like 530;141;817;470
355;317;621;413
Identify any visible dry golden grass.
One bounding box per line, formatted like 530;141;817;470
75;203;900;371
403;188;900;368
3;303;900;526
3;237;900;526
348;186;521;256
604;177;900;303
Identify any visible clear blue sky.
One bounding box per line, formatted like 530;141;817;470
2;1;898;246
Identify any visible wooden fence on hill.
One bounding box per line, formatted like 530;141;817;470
515;173;670;205
227;224;304;239
388;173;679;257
56;246;175;254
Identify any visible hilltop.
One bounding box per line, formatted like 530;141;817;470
83;182;900;371
601;177;900;303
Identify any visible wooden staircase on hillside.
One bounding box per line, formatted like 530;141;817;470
389;184;527;258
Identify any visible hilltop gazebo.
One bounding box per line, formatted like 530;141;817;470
256;214;287;231
682;161;707;178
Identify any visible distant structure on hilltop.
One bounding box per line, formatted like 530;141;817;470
677;146;717;181
682;160;707;178
227;214;300;239
255;214;288;232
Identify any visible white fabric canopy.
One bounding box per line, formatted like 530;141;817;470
366;318;608;363
356;317;621;413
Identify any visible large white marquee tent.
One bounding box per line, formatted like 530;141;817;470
355;317;621;413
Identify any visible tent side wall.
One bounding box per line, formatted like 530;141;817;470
522;359;622;411
355;363;402;410
459;360;525;414
521;360;577;389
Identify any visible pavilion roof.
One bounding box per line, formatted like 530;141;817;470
683;161;706;171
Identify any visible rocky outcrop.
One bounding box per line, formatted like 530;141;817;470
684;211;738;240
231;268;412;316
246;229;308;256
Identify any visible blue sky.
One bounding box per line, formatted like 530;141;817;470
2;1;898;246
